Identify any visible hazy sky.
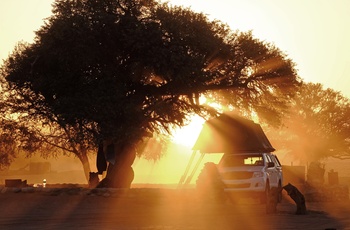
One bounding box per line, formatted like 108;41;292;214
168;0;350;98
1;0;350;98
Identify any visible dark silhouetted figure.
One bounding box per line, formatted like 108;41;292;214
196;162;226;203
283;183;307;215
96;142;107;174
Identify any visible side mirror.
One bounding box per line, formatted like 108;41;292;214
267;162;275;168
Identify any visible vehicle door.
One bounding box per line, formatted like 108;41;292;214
271;154;283;186
265;154;278;187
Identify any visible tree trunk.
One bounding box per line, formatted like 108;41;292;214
77;150;91;183
103;143;136;188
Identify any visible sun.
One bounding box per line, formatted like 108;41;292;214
171;95;223;148
171;115;205;147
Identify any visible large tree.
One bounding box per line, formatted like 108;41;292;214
267;83;350;163
0;0;300;187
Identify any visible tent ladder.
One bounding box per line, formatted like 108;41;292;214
177;150;197;188
182;152;205;187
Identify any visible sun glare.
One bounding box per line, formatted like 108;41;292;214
171;95;224;148
171;115;205;148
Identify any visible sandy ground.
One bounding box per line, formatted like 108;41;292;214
0;188;349;230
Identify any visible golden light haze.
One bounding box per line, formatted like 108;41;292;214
1;0;350;185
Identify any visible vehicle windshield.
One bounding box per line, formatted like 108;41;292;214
220;154;264;167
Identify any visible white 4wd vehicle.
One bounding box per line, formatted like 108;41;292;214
218;152;283;202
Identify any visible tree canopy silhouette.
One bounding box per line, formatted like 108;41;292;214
0;0;300;187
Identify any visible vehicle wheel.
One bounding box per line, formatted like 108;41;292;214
260;181;270;204
196;162;225;203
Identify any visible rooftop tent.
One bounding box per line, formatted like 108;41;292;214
178;114;275;187
192;113;275;153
